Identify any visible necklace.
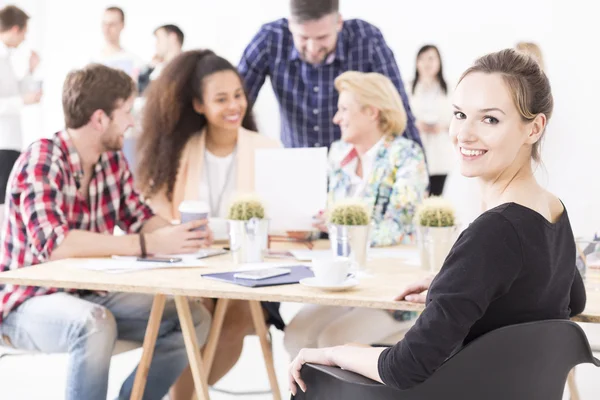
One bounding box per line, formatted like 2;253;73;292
204;146;237;217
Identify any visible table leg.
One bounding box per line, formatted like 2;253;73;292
203;298;230;375
174;295;210;400
568;368;580;400
248;300;281;400
131;294;167;400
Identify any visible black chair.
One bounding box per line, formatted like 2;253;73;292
292;320;600;400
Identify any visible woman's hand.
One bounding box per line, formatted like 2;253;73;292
430;123;442;134
289;347;336;395
416;120;428;134
394;275;435;303
416;120;443;134
146;219;213;254
312;210;328;233
286;231;312;240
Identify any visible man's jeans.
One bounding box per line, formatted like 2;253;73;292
0;292;212;400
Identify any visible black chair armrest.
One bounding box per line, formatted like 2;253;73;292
305;363;382;386
292;363;399;400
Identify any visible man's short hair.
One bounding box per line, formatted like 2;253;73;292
105;6;125;23
0;5;29;32
62;64;135;129
155;24;184;46
290;0;339;23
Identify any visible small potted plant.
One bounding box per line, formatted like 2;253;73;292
327;199;372;271
415;197;457;272
227;194;269;264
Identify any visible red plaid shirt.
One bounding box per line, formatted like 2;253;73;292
0;130;154;323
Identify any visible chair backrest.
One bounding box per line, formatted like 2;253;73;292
408;319;599;400
294;320;600;400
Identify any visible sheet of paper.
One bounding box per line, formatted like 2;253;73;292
290;249;331;261
233;261;302;272
73;258;208;274
254;147;328;232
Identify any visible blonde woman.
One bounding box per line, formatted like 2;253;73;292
516;41;545;70
284;71;429;357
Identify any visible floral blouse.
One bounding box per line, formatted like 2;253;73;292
328;134;429;246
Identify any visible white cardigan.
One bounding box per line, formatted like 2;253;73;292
409;82;454;175
0;41;24;151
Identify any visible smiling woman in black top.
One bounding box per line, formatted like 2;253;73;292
288;48;586;394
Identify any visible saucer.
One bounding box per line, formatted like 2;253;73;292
299;277;359;292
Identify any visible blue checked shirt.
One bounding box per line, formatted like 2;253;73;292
238;18;422;149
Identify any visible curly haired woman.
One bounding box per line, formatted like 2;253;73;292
136;49;282;399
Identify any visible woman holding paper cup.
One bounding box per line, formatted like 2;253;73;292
136;49;282;393
284;72;429;358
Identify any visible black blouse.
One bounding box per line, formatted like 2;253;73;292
378;203;586;389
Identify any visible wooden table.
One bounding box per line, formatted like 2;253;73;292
0;241;598;400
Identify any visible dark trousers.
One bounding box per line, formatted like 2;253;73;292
0;150;20;205
429;174;447;197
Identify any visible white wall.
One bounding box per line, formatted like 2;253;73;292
7;0;600;235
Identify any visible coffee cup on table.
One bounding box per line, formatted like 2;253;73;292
178;201;210;231
311;256;352;286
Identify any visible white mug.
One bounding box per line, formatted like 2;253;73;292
311;257;352;286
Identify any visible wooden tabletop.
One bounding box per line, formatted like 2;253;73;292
0;240;598;322
0;245;428;313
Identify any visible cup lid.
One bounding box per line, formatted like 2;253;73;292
178;200;210;213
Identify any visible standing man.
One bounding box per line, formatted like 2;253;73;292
94;6;142;80
238;0;421;149
0;64;212;400
138;24;185;94
0;5;42;228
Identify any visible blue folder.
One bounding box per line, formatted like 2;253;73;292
201;265;314;288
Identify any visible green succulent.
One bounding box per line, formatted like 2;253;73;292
328;200;371;226
417;196;456;227
227;194;266;221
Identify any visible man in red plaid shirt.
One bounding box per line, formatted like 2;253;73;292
0;64;213;400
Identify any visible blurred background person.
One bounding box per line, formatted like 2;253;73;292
516;41;545;70
409;44;453;196
123;24;185;170
93;6;142;80
137;23;184;94
0;5;42;228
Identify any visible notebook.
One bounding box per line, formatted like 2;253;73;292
201;265;314;288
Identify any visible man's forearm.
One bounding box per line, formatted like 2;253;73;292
49;230;141;261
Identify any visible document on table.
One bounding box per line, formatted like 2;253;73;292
73;255;209;274
290;249;331;261
254;147;328;232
